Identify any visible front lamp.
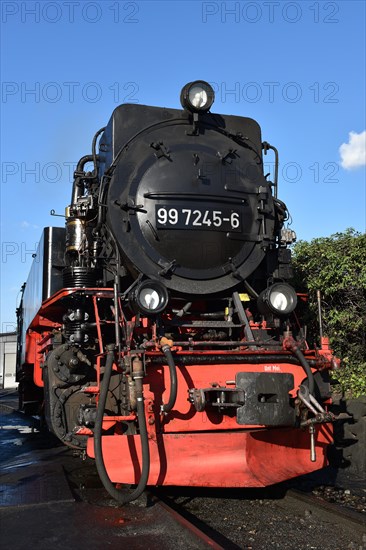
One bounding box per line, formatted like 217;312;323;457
257;283;298;316
130;280;169;315
180;80;215;113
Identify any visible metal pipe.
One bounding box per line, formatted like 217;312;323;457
309;425;316;462
71;154;94;205
262;142;279;199
317;290;323;341
92;126;106;175
148;353;317;367
244;280;259;299
174;302;192;318
113;274;121;355
144;340;281;348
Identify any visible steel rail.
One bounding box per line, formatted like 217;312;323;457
286;489;366;529
149;491;231;550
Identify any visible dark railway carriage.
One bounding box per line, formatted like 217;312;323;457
16;81;340;503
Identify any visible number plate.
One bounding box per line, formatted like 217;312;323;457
155;205;242;232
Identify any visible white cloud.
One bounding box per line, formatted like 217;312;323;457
20;221;40;229
339;130;366;169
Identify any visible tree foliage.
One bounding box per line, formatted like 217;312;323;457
292;229;366;396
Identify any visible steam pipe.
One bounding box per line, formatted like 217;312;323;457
71;154;94;205
262;141;279;199
92;126;106;175
94;349;150;505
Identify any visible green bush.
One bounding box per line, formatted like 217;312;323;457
292;229;366;397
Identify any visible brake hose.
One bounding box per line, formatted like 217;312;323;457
93;349;150;504
160;344;178;414
285;340;315;395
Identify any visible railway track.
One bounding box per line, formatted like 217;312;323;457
0;404;225;549
150;493;227;549
1;402;365;549
157;483;366;550
285;488;366;529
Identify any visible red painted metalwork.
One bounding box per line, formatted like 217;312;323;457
19;283;339;490
141;361;302;434
93;295;104;355
83;352;335;487
87;425;333;486
22;288;113;388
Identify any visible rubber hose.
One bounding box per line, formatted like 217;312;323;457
161;345;178;414
94;351;150;505
291;346;315;395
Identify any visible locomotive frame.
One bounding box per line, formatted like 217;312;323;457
16;81;340;504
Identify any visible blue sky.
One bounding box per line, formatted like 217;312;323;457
1;0;365;330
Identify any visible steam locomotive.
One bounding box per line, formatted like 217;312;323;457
16;81;340;504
